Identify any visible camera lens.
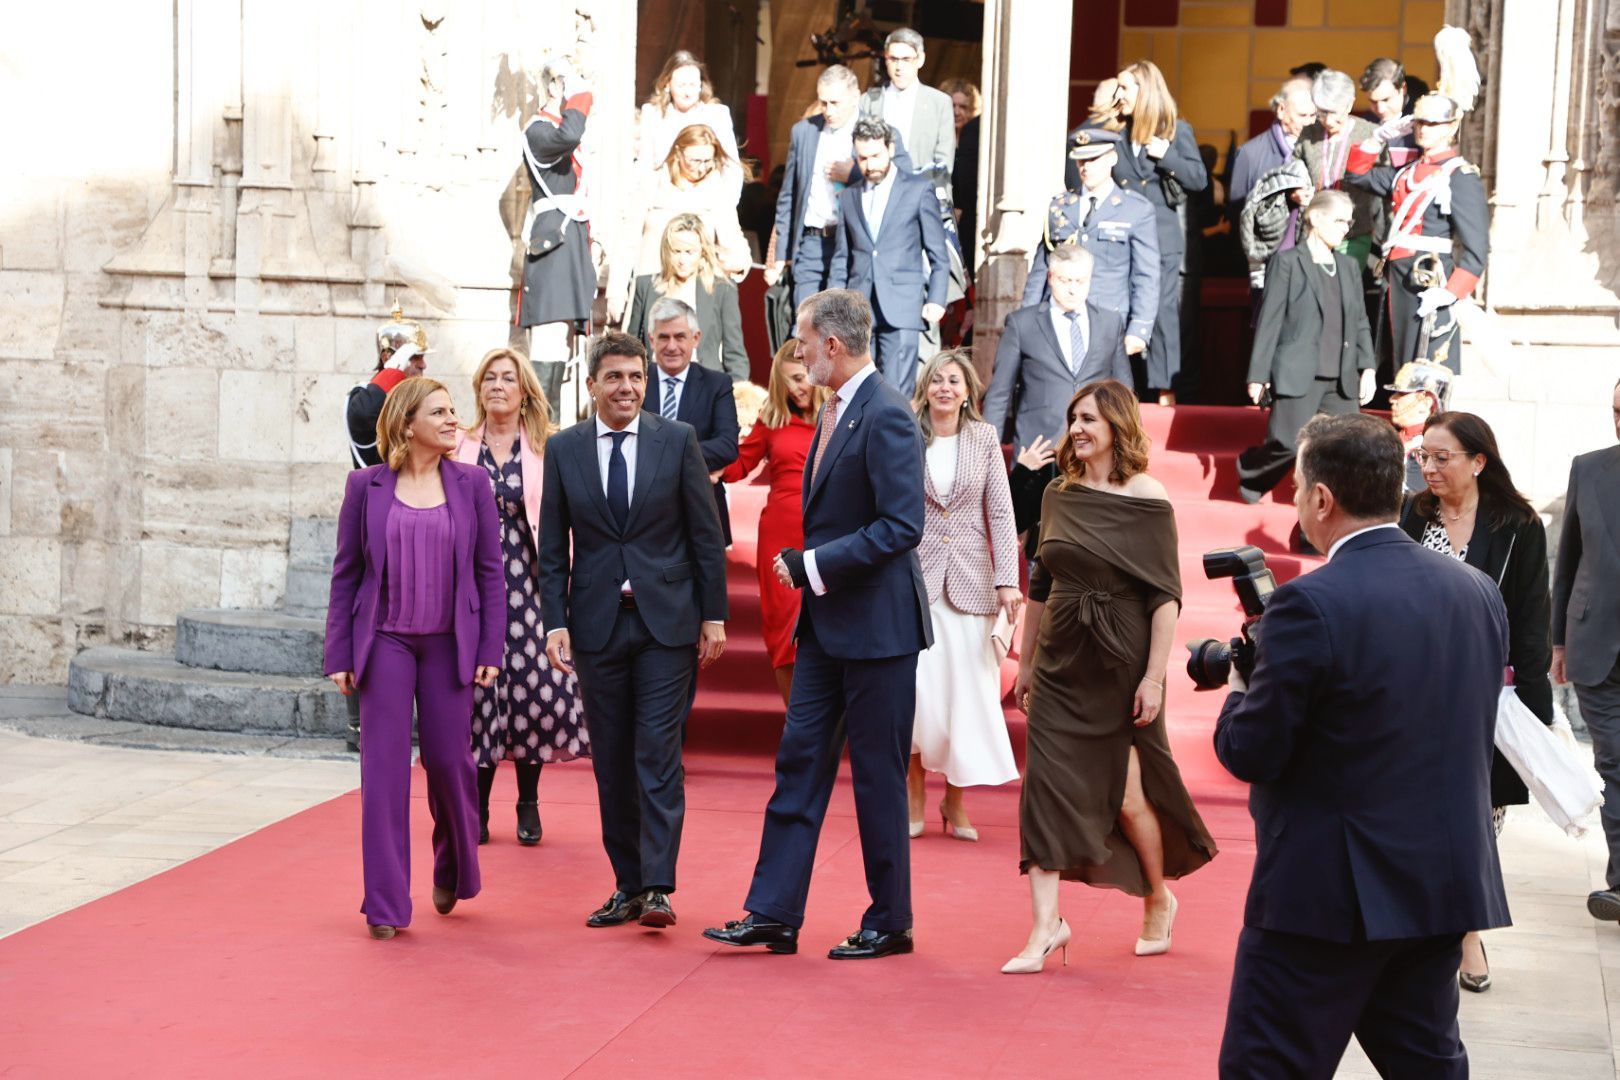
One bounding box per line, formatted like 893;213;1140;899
1185;638;1232;690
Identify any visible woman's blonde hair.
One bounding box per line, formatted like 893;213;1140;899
758;339;828;430
1055;378;1151;486
646;50;715;112
661;124;752;185
910;349;984;446
1119;60;1179;144
1086;77;1126;131
466;347;554;450
938;78;982;118
377;377;453;472
655;211;720;291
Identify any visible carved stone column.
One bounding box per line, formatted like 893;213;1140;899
971;0;1074;381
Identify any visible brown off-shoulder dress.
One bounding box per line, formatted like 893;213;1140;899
1019;482;1217;894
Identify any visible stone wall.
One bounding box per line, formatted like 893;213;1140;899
0;0;636;683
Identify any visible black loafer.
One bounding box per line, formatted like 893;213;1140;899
702;914;799;954
828;928;913;960
638;891;676;928
1588;890;1620;922
516;801;542;846
586;891;643;928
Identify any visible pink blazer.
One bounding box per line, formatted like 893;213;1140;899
919;419;1020;615
454;425;544;549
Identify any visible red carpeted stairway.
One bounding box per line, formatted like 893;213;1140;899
0;404;1311;1079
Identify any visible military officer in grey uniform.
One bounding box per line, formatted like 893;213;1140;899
1022;129;1159;364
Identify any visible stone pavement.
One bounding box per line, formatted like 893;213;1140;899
1;688;1618;1077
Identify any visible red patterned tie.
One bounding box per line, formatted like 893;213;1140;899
810;396;840;485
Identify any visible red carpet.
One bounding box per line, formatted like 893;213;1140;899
0;405;1295;1078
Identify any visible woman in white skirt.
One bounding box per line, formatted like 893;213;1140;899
908;349;1023;841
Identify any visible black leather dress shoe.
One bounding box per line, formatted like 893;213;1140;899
828;928;913;960
586;891;643;928
1589;890;1620;922
702;914;799;954
637;891;676;928
516;801;542;846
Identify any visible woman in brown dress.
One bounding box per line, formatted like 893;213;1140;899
1004;378;1217;973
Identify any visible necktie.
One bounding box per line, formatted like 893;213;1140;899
662;376;679;419
809;396;840;485
1081;195;1098;231
1066;311;1086;378
607;431;629;530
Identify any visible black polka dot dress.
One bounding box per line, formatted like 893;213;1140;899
471;445;589;765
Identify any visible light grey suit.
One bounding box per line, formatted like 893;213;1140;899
982;302;1131;450
1554;443;1620;887
860;84;955;195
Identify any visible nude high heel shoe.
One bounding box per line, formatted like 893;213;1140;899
1134;892;1178;956
1001;918;1071;974
939;801;979;842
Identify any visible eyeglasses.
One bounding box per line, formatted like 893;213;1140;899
884;52;920;65
1413;449;1472;467
682;153;716;173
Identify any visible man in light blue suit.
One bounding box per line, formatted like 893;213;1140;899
828;118;950;396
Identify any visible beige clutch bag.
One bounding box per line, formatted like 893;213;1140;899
991;608;1016;664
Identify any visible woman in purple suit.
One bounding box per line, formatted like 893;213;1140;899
324;377;505;940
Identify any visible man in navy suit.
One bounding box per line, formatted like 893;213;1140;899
769;65;863;310
539;331;729;933
828;118;949;396
1214;412;1510;1078
640;297;740;544
704;289;932;960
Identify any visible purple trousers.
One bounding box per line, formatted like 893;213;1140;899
359;631;481;927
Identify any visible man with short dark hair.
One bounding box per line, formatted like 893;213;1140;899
1214;411;1510;1077
829;118;949;395
538;330;729;933
858;27;955;192
642;298;740;544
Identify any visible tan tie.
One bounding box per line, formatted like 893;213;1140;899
810;396;841;485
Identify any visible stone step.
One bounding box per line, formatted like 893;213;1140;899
282;563;332;616
68;646;347;737
176;609;326;677
289;517;338;568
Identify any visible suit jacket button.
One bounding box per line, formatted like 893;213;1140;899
942;536;951;544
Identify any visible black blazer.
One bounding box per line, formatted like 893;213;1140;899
1077;118;1208;260
1400;497;1553;805
1215;528;1511;943
1247;246;1374;400
644;362;740;545
537;413;728;653
625;275;750;383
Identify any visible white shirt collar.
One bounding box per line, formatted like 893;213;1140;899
883;82;917;100
1327;521;1401;560
835;362;879;406
866;167;897;196
658;363;690;387
595;413;642;439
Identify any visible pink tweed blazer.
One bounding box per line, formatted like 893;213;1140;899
919;419;1020;615
453;425;543;549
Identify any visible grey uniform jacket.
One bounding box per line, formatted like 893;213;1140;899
1022;186;1161;342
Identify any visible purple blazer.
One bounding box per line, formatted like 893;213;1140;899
323;459;505;686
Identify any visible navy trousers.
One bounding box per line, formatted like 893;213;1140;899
791;231;838;310
573;606;696;896
744;620;919;933
1219;925;1467;1079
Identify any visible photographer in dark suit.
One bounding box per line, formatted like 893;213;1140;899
705;289;932;960
1215;412;1510;1078
641;298;740;545
539;331;729;932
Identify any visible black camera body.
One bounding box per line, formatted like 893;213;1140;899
1186;546;1277;690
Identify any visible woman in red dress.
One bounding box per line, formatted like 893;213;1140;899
722;340;828;704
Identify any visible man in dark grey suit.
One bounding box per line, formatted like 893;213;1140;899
982;245;1131;449
1554;378;1620;923
539;331;729;932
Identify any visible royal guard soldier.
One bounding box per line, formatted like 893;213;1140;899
1021;129;1160;363
1345;90;1487;374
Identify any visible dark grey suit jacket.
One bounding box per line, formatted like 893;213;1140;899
982;302;1130;448
537;412;728;653
1247;246;1374;400
1553;444;1620;685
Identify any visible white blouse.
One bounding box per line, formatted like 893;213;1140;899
928;433;959;501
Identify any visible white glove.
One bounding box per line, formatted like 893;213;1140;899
383;343;421;373
1145;136;1170;160
1415;287;1457;320
1373;114;1414;144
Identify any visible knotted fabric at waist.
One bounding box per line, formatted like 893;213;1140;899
1045;585;1135;665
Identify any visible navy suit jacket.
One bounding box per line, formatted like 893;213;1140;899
324;460;505;685
774;117;920;250
644;362;741;544
798;370;932;660
537;412;728;653
828;172;949;331
1214;527;1511;943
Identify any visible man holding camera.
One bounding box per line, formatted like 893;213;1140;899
1213;413;1509;1078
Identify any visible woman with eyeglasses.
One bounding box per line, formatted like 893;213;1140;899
1235;189;1376;504
630;124;753;281
1399;410;1552;994
638;51;744;204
